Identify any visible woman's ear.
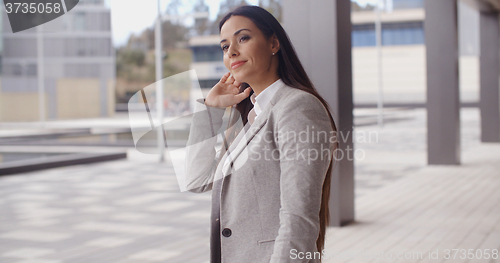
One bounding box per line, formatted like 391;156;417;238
271;35;280;54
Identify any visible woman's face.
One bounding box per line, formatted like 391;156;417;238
220;15;276;84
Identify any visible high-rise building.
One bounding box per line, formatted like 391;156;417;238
0;0;115;121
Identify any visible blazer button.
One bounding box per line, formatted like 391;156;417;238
222;228;232;237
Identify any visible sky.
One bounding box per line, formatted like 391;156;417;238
105;0;377;48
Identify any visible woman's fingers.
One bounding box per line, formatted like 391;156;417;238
220;72;230;84
233;87;251;103
232;85;241;95
226;74;235;84
213;73;250;107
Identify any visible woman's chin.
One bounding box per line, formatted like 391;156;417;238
232;74;244;83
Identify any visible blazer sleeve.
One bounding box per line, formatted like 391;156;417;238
184;98;227;193
270;93;335;262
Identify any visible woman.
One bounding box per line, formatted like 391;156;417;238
185;5;338;263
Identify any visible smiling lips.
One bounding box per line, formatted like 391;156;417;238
231;61;246;69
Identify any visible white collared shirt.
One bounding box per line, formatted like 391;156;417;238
222;78;284;172
248;78;284;124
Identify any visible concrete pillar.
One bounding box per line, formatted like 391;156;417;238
479;11;500;142
425;0;461;165
283;0;354;226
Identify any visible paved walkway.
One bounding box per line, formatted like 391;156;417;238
0;108;498;262
324;142;500;263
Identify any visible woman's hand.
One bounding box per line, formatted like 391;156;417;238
205;72;251;108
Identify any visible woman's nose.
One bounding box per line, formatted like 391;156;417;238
227;46;238;58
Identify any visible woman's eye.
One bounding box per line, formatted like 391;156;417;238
221;37;249;52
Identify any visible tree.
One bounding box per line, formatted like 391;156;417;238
207;0;249;34
218;0;242;17
142;20;189;50
166;0;185;25
166;0;183;16
351;1;375;11
160;20;189;49
351;1;363;11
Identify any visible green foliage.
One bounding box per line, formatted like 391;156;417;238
116;47;191;84
119;49;145;67
351;1;375;11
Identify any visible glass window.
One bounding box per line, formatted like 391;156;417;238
393;0;424;9
352;24;376;47
192;46;223;62
76;39;86;56
74;12;86;31
26;64;37;76
4;39;37;58
100;12;111;31
65;64;100;77
382;22;424;46
352;22;424;47
64;38;111;57
9;64;23;76
79;0;104;5
198;79;219;89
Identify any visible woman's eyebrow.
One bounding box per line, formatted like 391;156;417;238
220;29;252;44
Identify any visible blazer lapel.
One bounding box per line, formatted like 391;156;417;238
224;116;268;174
217;84;290;178
215;112;268;179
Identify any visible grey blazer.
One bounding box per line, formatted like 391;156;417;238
185;83;335;263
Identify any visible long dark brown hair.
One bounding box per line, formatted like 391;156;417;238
218;5;339;257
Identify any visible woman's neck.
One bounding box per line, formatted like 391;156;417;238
249;74;280;96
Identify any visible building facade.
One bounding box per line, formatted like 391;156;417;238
0;0;115;121
351;0;480;105
188;34;226;90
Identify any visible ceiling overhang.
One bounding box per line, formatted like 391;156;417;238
461;0;500;13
